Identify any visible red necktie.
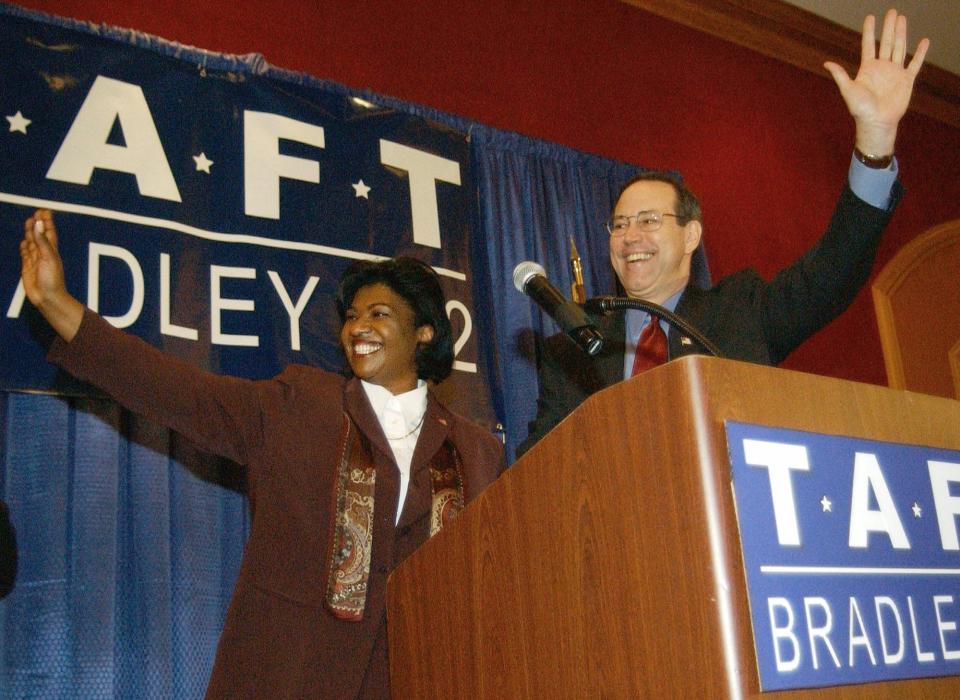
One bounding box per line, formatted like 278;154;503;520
631;314;667;376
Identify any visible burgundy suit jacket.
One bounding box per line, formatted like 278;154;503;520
50;309;505;698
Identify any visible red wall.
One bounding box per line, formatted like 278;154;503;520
14;0;960;385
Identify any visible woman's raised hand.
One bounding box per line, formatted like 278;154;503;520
19;209;83;341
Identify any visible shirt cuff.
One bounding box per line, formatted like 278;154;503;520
848;154;898;210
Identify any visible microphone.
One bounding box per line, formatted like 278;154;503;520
513;261;604;356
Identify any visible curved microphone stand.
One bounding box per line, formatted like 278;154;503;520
584;296;723;359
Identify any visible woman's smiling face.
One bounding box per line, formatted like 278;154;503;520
340;283;434;395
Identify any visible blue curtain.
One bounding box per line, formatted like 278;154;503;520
0;5;710;698
472;129;639;461
1;393;247;698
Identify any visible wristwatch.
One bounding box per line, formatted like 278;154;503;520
854;147;894;169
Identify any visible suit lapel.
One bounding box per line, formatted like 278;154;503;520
343;377;393;459
410;392;451;472
671;286;711;357
399;393;450;531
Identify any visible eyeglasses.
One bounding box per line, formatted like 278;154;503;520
606;210;679;236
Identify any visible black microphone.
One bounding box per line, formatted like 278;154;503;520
513;261;604;356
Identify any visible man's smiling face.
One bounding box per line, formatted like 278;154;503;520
609;179;701;305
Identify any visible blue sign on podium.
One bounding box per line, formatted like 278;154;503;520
726;420;960;691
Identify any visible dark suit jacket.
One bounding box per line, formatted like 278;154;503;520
50;310;505;699
518;183;901;456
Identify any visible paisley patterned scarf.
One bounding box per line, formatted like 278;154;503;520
324;414;464;621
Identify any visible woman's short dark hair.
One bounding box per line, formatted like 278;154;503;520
336;257;454;384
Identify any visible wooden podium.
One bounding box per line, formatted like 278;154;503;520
387;356;960;698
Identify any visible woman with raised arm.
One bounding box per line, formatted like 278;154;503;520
20;209;505;699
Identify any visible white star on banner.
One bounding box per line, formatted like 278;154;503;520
6;111;31;134
820;495;832;513
193;152;214;173
912;502;922;518
352;179;371;199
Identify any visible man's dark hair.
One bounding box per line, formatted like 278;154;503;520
336;257;454;384
615;170;702;226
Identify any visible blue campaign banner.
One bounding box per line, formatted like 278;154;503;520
726;420;960;691
0;10;495;424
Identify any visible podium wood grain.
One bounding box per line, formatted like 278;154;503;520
387;356;960;698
